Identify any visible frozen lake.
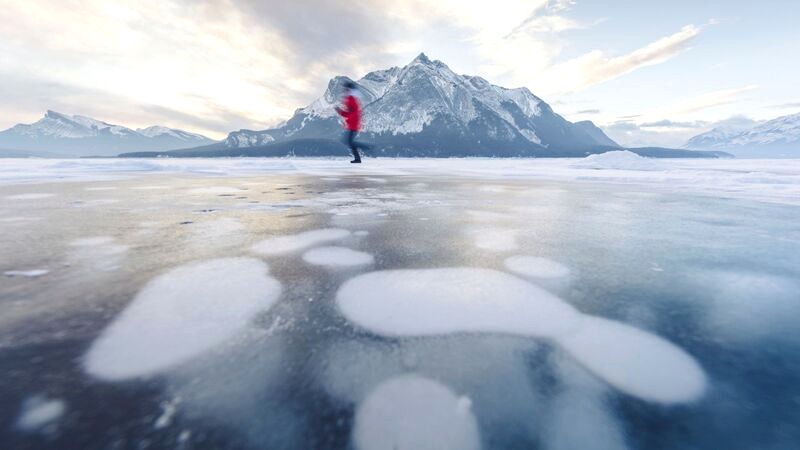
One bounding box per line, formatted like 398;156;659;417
1;157;799;449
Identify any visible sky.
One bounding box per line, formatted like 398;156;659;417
1;0;798;146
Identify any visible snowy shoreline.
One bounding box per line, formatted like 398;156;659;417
1;155;799;206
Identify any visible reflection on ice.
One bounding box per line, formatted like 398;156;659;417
353;374;480;450
84;257;281;380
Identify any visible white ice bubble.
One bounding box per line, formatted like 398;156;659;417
555;316;706;404
132;185;169;190
84;257;281;380
471;227;518;252
16;396;66;431
4;269;49;278
353;374;480;450
504;256;570;279
5;193;54;200
354;230;369;237
251;228;350;256
337;268;580;338
303;246;374;267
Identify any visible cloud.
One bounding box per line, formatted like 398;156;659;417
575;109;601;114
768;102;800;109
532;25;701;95
639;120;707;129
645;85;759;118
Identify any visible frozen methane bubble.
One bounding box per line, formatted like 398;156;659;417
251;228;351;255
353;374;480;450
302;246;374;267
555;316;707;403
84;257;282;380
336;268;581;337
16;396;66;431
504;256;570;279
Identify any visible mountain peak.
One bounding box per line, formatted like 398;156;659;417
411;52;431;65
45;110;70;120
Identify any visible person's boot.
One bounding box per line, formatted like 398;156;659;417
351;150;361;163
350;159;362;164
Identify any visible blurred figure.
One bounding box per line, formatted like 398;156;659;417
335;81;369;163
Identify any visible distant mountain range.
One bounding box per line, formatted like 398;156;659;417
0;111;215;157
685;112;800;157
122;53;728;159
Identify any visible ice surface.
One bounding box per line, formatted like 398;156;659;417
251;228;351;255
302;246;374;267
68;236;128;272
84;258;282;380
555;316;707;403
336;268;581;337
4;193;54;200
2;157;799;206
471;227;518;252
504;256;570;279
570;151;664;171
696;270;800;342
15;396;66;431
352;374;480;450
4;269;49;278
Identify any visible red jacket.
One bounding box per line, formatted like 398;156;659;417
337;94;361;131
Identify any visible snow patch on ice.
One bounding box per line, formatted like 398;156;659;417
571;151;664;171
85;186;117;191
505;256;570;279
4;269;49;278
15;396;66;431
353;374;480;450
5;193;54;200
84;257;281;380
303;246;374;267
555;316;707;403
252;228;350;255
337;268;580;338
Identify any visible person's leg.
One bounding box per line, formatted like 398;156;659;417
349;131;361;162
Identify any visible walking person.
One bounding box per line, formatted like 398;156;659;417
335;81;369;163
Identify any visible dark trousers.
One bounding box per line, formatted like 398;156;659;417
343;130;368;160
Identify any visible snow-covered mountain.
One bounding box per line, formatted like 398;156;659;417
208;53;620;157
0;111;216;157
686;113;800;157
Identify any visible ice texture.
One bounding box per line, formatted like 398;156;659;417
353;374;480;450
84;258;281;380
